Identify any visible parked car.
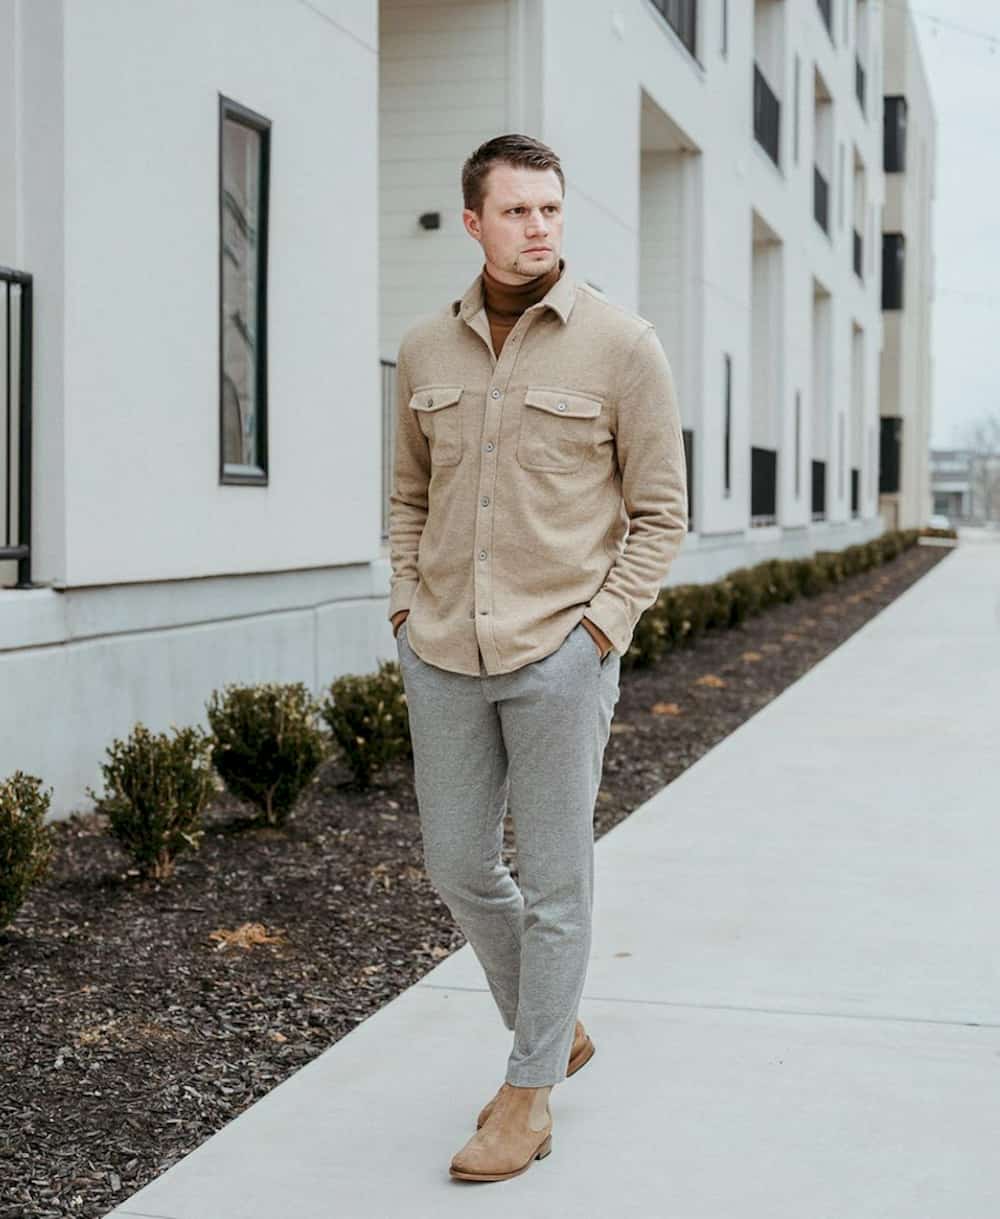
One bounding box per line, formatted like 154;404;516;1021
928;513;951;530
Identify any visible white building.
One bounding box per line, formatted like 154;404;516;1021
0;0;935;820
878;0;936;529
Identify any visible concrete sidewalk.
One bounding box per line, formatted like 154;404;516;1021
107;534;1000;1219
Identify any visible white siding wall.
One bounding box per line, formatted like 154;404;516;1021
379;0;513;357
638;149;688;420
880;0;935;528
35;0;378;588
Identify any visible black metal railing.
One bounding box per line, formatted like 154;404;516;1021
817;0;832;36
648;0;697;58
851;467;859;515
682;427;694;531
855;55;866;112
853;227;863;279
1;266;34;588
753;64;781;168
814;165;829;233
750;445;777;525
811;458;826;520
380;359;397;541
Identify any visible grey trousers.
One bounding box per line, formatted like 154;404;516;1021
395;617;621;1086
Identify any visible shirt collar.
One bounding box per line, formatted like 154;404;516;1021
455;256;577;326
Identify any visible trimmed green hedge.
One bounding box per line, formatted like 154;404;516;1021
620;527;922;672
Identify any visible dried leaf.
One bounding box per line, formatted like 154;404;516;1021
207;922;286;951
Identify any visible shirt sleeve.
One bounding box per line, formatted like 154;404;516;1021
387;342;431;620
583;324;689;655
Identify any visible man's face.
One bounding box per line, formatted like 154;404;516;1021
462;163;564;284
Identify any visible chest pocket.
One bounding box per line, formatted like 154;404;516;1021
517;386;604;474
408;384;464;466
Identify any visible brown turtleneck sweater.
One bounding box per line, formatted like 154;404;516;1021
481;257;564;358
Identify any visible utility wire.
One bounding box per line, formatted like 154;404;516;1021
877;0;1000;53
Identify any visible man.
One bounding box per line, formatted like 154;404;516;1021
387;134;688;1181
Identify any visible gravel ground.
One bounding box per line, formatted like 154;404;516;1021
0;539;952;1219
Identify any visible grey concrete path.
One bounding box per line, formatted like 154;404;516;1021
107;533;1000;1219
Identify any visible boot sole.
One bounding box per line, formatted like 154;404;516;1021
450;1133;552;1181
475;1038;596;1130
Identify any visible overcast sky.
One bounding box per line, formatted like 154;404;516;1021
906;0;1000;448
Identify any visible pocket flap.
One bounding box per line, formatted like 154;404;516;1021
523;387;603;419
409;384;464;411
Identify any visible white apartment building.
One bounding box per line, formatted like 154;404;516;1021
878;0;935;529
0;0;935;820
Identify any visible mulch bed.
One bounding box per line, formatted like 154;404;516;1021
0;540;953;1218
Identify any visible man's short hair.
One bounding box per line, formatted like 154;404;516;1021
461;134;565;215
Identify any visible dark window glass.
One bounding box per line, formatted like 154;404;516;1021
724;353;731;494
879;416;902;493
884;95;907;172
648;0;697;57
882;232;904;310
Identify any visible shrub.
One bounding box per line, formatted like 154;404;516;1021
86;723;214;880
666;583;713;646
725;566;764;624
624;600;670;671
704;579;735;630
320;662;410;789
759;558;799;606
813;549;847;585
0;772;54;932
840;544;865;577
879;532;903;561
207;682;329;826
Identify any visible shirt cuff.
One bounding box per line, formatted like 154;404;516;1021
582;591;632;658
388;579;418;621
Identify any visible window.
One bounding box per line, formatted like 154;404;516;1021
723;353;732;496
219;95;271;484
879;416;902;493
882;233;905;310
648;0;697;58
884;95;907;172
817;0;833;38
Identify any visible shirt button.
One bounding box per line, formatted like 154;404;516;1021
557;401;567;411
490;389;501;399
425;396;434;407
481;496;490;506
485;441;495;452
479;550;487;560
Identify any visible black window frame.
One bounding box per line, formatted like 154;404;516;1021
218;94;272;487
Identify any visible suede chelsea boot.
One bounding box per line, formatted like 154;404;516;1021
475;1019;595;1130
450;1083;553;1182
